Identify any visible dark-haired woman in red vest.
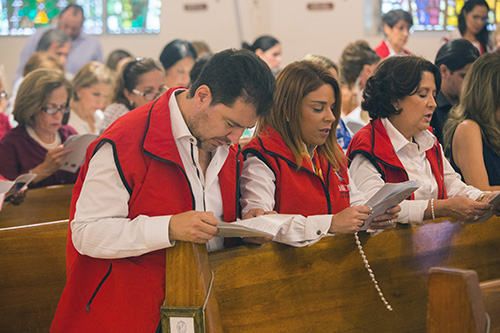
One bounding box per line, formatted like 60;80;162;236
241;61;400;247
347;55;499;226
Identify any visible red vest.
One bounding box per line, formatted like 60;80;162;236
51;89;241;332
243;126;350;216
374;40;412;59
346;118;447;200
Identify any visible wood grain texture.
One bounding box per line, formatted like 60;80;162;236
0;184;73;228
208;217;500;332
0;221;68;332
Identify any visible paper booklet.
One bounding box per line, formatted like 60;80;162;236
0;173;37;210
0;173;37;195
60;134;99;173
360;180;421;231
466;192;500;224
217;214;296;238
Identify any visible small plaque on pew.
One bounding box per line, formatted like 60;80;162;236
161;306;204;333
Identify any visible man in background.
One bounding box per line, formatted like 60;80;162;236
432;39;480;144
14;4;102;84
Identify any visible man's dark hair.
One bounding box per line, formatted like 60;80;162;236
362;55;441;119
189;49;275;117
435;39;480;71
60;4;84;20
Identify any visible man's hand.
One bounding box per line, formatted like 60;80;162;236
241;208;276;244
169;210;218;243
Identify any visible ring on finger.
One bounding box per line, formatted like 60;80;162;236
474;215;479;221
387;219;395;227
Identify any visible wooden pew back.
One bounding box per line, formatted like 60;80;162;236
207;217;500;332
0;221;68;332
0;184;73;228
428;267;500;333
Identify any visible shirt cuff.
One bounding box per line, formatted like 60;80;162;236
143;215;174;250
305;214;333;239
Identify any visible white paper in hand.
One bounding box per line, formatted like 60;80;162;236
471;192;500;223
361;180;420;231
217;215;293;238
60;134;98;173
0;173;37;194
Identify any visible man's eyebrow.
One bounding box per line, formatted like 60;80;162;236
226;118;244;128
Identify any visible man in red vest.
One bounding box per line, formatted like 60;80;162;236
51;49;275;332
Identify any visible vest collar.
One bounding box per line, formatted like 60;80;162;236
142;88;183;165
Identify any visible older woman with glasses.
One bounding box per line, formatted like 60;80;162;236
0;68;77;188
99;57;165;132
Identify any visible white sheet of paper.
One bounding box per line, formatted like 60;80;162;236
361;180;420;231
0;173;37;194
217;214;295;238
472;192;500;223
60;134;98;173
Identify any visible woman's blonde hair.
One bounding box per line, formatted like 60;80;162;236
72;61;115;100
303;54;339;75
13;68;71;127
257;60;345;169
443;53;500;155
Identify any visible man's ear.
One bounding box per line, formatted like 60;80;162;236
194;84;212;107
383;24;392;37
439;64;450;78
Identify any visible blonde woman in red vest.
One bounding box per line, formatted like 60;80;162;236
241;61;400;247
347;55;499;226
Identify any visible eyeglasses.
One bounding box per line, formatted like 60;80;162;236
132;86;167;102
41;104;70;115
0;91;8;100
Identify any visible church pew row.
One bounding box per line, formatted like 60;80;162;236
1;216;500;332
428;267;500;333
206;217;500;332
0;184;73;228
0;220;68;332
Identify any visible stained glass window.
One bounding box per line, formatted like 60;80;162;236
106;0;161;34
0;0;161;36
381;0;499;31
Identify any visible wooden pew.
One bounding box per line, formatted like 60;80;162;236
428;267;500;333
186;216;500;332
0;220;68;332
0;184;73;228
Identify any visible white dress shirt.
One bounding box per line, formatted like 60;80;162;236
240;150;367;247
67;109;103;135
71;89;228;258
349;118;482;225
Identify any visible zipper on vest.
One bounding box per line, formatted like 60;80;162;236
86;263;113;312
190;142;207;211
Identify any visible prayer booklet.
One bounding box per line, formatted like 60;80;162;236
0;173;36;210
217;214;297;238
0;173;36;195
361;180;421;231
60;134;99;173
470;192;500;224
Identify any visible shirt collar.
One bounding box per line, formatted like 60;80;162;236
169;88;193;141
381;117;435;153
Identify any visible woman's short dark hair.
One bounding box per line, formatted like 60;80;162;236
435;39;480;71
458;0;491;53
159;39;197;71
242;35;280;53
106;49;133;71
188;49;275;117
382;9;413;30
114;57;164;110
362;55;441;119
